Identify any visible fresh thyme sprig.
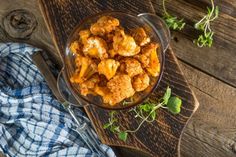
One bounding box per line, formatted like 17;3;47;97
162;0;186;30
194;0;219;47
103;87;182;141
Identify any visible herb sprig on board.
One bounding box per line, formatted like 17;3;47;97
103;87;182;141
194;0;219;47
162;0;186;31
162;0;219;47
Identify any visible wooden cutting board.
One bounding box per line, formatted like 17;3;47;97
38;0;199;156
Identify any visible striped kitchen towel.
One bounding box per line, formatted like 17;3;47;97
0;42;115;157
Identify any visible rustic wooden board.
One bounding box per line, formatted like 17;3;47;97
0;0;59;64
38;0;199;156
151;0;236;88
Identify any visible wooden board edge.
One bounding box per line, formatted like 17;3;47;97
168;46;200;111
37;0;64;66
167;47;200;157
84;106;156;157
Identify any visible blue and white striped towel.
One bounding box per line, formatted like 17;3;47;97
0;43;115;157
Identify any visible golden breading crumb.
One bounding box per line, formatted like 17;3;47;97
132;73;150;92
90;16;120;36
98;59;120;80
106;74;135;105
80;75;100;96
121;58;143;77
131;27;150;46
83;36;108;60
113;29;140;56
70;40;81;54
79;29;91;44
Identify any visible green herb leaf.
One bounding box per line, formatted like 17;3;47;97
103;123;111;129
214;6;219;19
162;86;171;104
167;96;182;114
194;32;214;47
163;14;185;31
118;131;128;141
109;111;117;117
139;103;154;112
194;0;219;47
111;126;120;133
207;7;212;14
150;111;157;121
162;0;185;31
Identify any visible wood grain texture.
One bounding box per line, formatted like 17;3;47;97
0;152;4;157
1;1;235;157
0;0;59;62
178;61;236;157
151;0;236;88
38;0;198;156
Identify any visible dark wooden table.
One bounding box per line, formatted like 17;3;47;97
0;0;236;157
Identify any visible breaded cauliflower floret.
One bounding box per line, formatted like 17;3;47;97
70;56;97;83
108;49;117;58
134;43;160;71
80;75;100;96
79;29;91;44
132;73;150;92
113;29;140;56
106;74;135;105
90;16;120;36
94;85;110;97
98;59;120;80
70;40;81;54
144;43;160;77
121;58;143;77
131;27;150;46
94;86;119;106
83;36;108;60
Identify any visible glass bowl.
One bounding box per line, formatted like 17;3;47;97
60;11;170;110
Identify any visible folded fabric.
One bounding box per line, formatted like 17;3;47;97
0;43;115;157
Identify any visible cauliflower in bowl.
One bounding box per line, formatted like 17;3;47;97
69;15;161;106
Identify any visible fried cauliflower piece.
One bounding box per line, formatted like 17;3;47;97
144;43;160;77
83;36;108;60
98;59;120;80
70;56;97;83
113;29;140;56
80;75;100;96
106;74;135;105
94;86;118;106
132;73;150;92
79;29;91;44
108;49;117;58
70;40;81;54
134;43;160;76
121;58;143;77
94;85;110;97
131;27;150;46
90;16;120;36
